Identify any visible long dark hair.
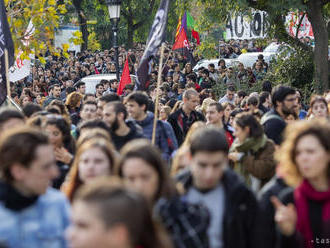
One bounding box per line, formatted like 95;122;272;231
234;112;264;139
116;139;177;202
44;115;75;153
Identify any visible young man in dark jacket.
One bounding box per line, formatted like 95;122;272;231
176;127;259;248
126;91;178;161
168;89;205;146
103;101;145;151
261;85;297;146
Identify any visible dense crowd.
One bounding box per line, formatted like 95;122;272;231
0;39;329;248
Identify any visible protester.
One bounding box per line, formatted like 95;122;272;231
0;127;70;247
63;138;116;201
117;139;210;248
229;113;276;191
272;120;330;247
0;108;25;135
176;127;259;248
168;89;205;146
44;115;75;189
103;101;144;150
261;85;297;146
308;95;329;119
126;91;177;161
67;178;172;248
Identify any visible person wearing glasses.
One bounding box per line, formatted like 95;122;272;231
261;85;297;146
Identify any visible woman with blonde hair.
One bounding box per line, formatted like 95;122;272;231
198;97;215;116
271;120;330;247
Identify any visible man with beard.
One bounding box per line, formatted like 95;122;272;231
102;101;144;150
261;85;297;146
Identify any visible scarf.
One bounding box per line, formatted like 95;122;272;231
294;179;330;248
0;181;39;211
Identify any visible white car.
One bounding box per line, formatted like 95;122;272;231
81;74;137;94
193;58;234;72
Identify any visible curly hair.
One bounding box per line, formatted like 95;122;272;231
276;119;330;187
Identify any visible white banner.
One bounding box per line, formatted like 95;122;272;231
9;52;31;82
225;11;268;40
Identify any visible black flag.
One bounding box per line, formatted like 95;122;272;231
0;0;15;105
136;0;169;90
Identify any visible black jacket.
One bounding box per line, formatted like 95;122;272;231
168;108;205;146
262;109;286;145
257;176;289;248
176;169;259;248
110;120;145;151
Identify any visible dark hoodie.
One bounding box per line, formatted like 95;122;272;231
111;120;145;151
176;169;260;248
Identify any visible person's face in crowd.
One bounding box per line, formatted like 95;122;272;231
36;94;42;104
110;64;116;72
80;104;97;121
185;63;192;72
227;90;235;100
190;151;227;190
206;105;223;125
295;134;330;183
67;201;127;248
224;105;232;120
279;94;297;115
0;118;24;133
226;68;234;77
126;100;146;120
312;101;328;118
11;144;58;196
96;85;104;95
255;62;263;71
208;65;214;73
78;147;111;183
184;94;199;112
103;105;118;129
66;80;74;88
97;100;106;119
53;86;61;98
238;63;245;72
45;124;63;148
111;80;118;90
22;96;32;106
45;69;51;77
166;76;173;83
233;121;250;143
121;157;159;203
78;85;86;95
159;107;168;121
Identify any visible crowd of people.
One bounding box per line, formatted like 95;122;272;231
0;39;329;248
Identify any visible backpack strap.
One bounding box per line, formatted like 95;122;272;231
260;113;283;125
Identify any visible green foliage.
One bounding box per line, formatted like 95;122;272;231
88;31;101;51
196;36;218;59
265;47;314;98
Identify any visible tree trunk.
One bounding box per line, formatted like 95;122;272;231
127;19;134;48
73;0;89;51
307;0;329;93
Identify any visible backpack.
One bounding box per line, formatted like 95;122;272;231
158;120;177;155
260;113;283;125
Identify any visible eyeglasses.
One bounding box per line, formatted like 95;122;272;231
284;97;297;102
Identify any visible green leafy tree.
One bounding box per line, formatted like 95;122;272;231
5;0;70;60
194;0;329;93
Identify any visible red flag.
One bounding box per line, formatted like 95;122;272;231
172;28;189;50
192;29;200;45
117;59;131;95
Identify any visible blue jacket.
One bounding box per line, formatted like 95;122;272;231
135;112;178;161
0;187;70;248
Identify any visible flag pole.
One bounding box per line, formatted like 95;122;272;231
151;43;165;145
4;49;11;106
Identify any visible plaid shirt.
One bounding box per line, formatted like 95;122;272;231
155;197;210;248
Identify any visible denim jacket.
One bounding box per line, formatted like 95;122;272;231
0;188;70;248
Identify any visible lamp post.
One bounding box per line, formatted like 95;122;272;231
106;0;121;81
